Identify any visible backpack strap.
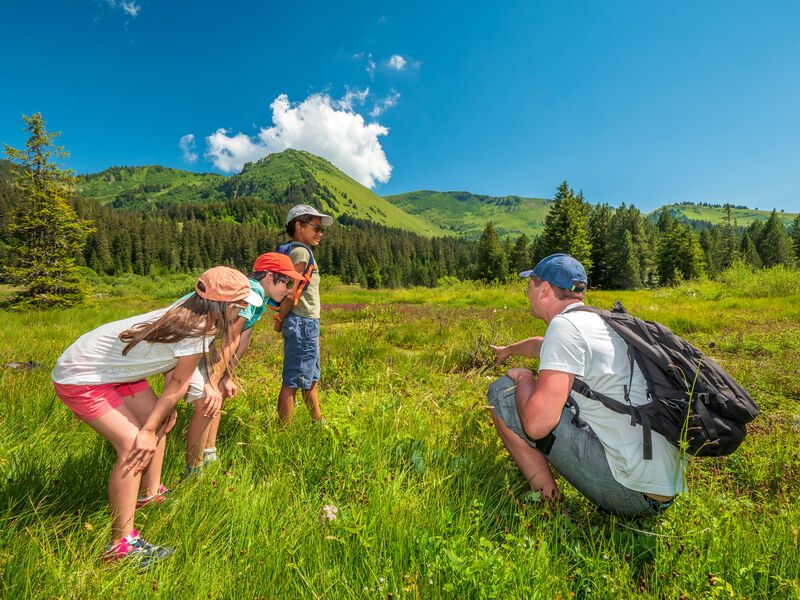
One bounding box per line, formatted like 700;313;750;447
283;241;316;306
571;376;654;460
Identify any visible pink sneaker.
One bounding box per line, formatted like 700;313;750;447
103;530;174;570
136;484;170;508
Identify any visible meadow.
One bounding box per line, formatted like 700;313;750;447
1;265;799;598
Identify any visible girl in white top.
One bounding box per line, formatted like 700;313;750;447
52;266;262;568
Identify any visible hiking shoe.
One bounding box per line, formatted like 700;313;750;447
103;530;174;570
183;464;203;479
136;484;171;508
203;447;218;464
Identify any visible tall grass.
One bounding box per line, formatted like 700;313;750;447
0;272;798;598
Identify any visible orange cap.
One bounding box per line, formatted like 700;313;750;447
196;266;263;306
252;253;305;281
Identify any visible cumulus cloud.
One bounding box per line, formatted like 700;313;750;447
205;92;393;188
179;134;198;163
387;55;407;70
366;53;377;79
369;90;400;118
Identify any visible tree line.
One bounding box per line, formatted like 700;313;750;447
476;181;800;287
2;115;798;309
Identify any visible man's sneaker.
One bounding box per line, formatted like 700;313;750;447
136;484;171;508
203;447;218;464
103;530;174;570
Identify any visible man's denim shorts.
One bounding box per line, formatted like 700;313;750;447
487;375;669;518
282;313;320;390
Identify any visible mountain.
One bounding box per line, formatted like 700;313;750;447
652;203;797;229
77;150;449;237
385;190;552;239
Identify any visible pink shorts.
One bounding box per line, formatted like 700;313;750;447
53;380;152;422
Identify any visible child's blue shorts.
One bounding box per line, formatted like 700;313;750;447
282;313;320;390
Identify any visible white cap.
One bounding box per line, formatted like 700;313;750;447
285;204;334;227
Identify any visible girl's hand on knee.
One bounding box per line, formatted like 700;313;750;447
126;429;158;474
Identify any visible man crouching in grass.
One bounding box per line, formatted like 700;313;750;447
488;254;685;517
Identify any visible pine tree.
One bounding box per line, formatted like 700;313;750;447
475;221;508;282
657;220;706;285
739;232;762;268
614;231;642;289
588;203;613;288
758;210;795;267
792;214;800;263
3;113;93;308
508;233;532;275
539;182;593;270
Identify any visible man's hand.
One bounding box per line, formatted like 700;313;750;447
202;383;223;417
220;375;238;399
126;428;158;474
489;344;511;366
273;317;283;333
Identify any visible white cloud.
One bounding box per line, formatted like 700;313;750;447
205;92;393;188
121;1;140;16
179;134;198;163
369;91;400;118
101;0;141;17
387;55;407;70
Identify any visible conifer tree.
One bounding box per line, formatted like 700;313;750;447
508;233;532;275
792;214;800;263
588;203;613;288
476;221;508;282
739;232;762;268
758;210;795;267
3;113;93;308
539;182;593;271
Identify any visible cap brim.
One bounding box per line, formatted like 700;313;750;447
519;270;535;278
319;214;333;227
280;269;306;281
243;289;264;307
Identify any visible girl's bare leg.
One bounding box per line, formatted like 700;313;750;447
86;405;146;543
122;387;166;498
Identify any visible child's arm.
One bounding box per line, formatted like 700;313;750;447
219;324;254;398
201;316;246;415
126;353;202;474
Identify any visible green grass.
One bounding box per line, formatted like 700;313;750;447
1;271;798;598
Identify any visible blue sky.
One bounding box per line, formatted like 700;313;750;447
2;1;799;212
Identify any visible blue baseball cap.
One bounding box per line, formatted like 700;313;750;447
519;254;588;292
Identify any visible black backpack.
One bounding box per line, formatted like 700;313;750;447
567;302;759;460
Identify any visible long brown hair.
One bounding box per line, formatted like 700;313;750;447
119;294;235;370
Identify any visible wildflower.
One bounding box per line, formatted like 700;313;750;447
320;504;338;524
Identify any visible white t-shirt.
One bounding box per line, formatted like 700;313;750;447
539;303;687;497
51;307;212;385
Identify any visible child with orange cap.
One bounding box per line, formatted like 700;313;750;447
174;253;304;476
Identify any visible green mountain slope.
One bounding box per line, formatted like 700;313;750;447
77;151;448;237
77;165;226;208
385;190;552;238
653;203;797;229
224;151;448;236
